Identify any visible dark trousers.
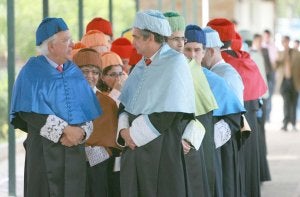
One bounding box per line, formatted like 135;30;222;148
280;78;298;128
265;72;276;121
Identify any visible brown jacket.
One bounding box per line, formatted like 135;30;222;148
86;91;119;148
291;49;300;91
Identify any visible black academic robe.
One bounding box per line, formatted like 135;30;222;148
242;100;261;197
119;111;193;197
215;113;242;197
257;99;271;182
197;112;216;196
16;112;86;197
184;112;213;197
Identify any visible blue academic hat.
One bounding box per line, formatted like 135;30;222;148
184;24;206;45
36;17;68;46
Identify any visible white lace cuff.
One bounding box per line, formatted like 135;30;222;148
85;146;110;166
214;119;231;148
80;121;93;143
40;115;67;143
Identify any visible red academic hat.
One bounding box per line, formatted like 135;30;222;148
111;37;133;59
231;32;242;51
86;17;113;37
207;18;235;42
128;48;142;66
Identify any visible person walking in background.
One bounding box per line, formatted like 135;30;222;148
116;10;196;197
9;17;102;197
277;36;299;131
262;29;278;122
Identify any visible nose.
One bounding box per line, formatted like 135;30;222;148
69;39;74;48
191;51;196;58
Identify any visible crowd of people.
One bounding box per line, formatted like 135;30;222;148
9;8;300;197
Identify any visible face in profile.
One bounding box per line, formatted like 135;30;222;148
49;30;74;63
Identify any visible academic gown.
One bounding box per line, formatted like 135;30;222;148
18;112;87;197
257;99;271;182
222;50;266;197
185;61;218;197
10;56;102;197
215;114;242;197
192;112;214;197
203;68;246;197
119;111;193;197
118;44;196;197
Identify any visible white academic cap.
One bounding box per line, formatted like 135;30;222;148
203;27;224;48
133;10;172;37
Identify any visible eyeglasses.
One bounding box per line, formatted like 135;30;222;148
81;69;100;76
105;72;124;78
169;37;186;42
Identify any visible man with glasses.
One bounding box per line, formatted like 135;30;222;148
164;11;186;53
10;17;102;197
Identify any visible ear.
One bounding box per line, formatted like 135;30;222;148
209;48;215;56
149;33;155;42
47;41;55;53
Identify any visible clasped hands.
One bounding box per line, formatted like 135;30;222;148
60;125;85;147
119;128;191;153
120;128;136;150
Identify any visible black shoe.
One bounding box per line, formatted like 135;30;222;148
292;126;298;131
281;126;287;131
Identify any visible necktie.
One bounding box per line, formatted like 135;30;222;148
144;58;152;66
56;65;63;72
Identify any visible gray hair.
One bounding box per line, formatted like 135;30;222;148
140;29;165;44
36;34;57;56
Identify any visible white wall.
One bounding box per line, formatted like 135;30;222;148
235;0;275;36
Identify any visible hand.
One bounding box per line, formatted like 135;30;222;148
60;134;74;147
60;126;85;147
120;128;136;150
113;74;127;91
182;140;191;154
113;78;123;91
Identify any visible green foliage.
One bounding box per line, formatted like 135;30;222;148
276;0;300;18
0;0;136;61
0;0;136;141
0;70;8;140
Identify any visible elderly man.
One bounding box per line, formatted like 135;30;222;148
10;17;102;197
116;10;196;197
207;18;267;197
202;27;244;103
